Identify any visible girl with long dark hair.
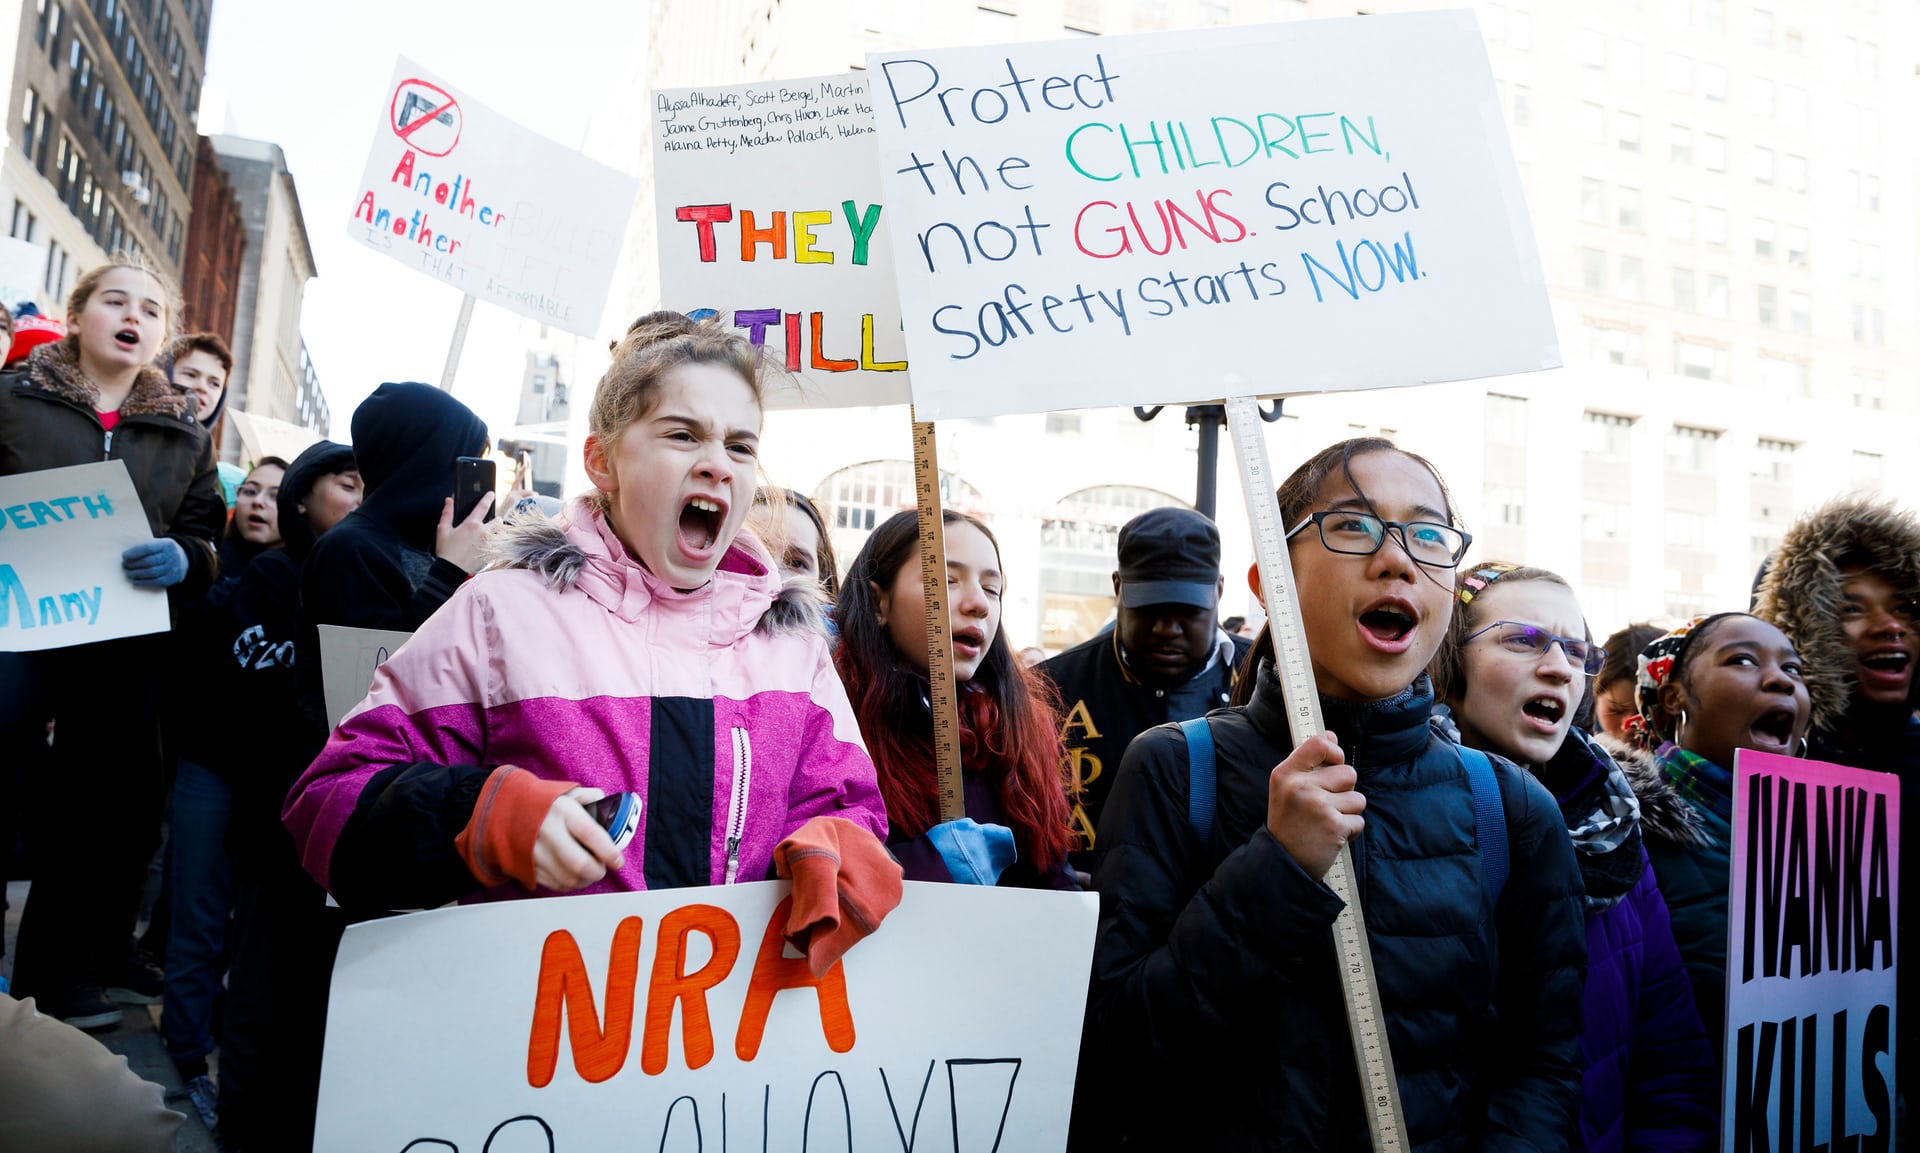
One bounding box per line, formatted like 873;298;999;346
836;509;1076;889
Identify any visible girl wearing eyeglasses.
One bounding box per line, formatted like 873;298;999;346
1075;438;1586;1151
1431;564;1716;1153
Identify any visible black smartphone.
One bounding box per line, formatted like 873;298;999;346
453;456;496;523
588;792;641;851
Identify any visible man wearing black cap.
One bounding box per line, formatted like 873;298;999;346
1039;506;1249;871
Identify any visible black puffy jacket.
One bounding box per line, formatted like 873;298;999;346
1077;664;1587;1151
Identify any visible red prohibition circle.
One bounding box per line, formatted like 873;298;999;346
389;78;462;157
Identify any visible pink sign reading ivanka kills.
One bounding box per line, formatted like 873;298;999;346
1724;749;1898;1153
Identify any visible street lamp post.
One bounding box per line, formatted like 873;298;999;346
1133;401;1285;520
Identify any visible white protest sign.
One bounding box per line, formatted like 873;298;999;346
0;236;46;309
348;57;639;338
868;12;1558;420
316;881;1094;1150
0;461;165;651
317;623;413;729
1724;750;1898;1152
652;74;911;408
224;408;322;470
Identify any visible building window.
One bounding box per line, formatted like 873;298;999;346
1616;112;1642;152
1787;291;1810;334
1665;509;1712;549
1752;438;1796;484
1701;206;1726;248
1702;133;1727;172
1753;219;1775;259
1581;499;1629;541
1674;341;1726;382
1668;124;1692;165
1851;373;1885;410
1665;52;1691;92
1666;424;1721;472
1587;325;1643;367
19;88;48;172
1665;198;1692;241
1583;411;1635;459
1617;187;1643;231
1699;62;1727;101
1485;393;1527;445
1618;256;1644;301
1577;28;1607;68
1580;247;1608;291
1511;84;1532;127
10;201;34;242
1486;485;1526;528
1851;305;1885;347
1579;178;1605;224
1752;145;1775;185
1705;275;1730;318
1757;285;1779;328
1671;267;1696;311
1578;102;1606;142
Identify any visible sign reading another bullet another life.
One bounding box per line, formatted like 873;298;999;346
347;57;639;339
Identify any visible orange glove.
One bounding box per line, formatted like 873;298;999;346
773;816;904;976
455;766;578;890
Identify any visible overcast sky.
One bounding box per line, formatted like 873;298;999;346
201;0;649;444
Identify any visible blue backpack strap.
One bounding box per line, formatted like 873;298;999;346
1180;718;1216;844
1458;745;1508;907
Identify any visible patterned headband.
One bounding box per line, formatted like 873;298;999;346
1456;562;1523;606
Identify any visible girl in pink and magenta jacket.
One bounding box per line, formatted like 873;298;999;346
283;313;899;967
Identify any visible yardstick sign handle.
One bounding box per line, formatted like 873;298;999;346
909;413;966;824
1224;395;1410;1153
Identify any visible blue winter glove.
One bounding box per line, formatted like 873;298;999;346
121;539;189;588
925;818;1017;886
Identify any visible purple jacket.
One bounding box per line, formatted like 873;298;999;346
1566;732;1717;1153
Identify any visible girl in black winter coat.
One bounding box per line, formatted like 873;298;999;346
0;259;223;1032
1076;438;1587;1152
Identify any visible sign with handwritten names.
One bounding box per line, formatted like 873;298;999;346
652;73;910;409
348;57;639;338
0;461;166;652
0;236;47;311
317;623;414;730
867;12;1558;420
315;881;1096;1151
1724;750;1898;1153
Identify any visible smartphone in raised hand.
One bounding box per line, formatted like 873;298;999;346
453;456;496;523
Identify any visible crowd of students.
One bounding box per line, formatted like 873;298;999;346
0;265;1911;1152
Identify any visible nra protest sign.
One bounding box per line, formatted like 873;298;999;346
348;57;638;338
316;881;1096;1150
0;461;166;652
652;73;910;409
1724;750;1898;1153
868;12;1558;420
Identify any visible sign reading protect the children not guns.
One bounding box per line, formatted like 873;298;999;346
315;881;1096;1151
348;56;638;338
1724;750;1899;1153
652;73;910;409
0;460;167;651
868;11;1559;420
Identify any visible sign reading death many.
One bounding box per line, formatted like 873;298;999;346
314;882;1096;1150
868;12;1560;420
348;56;638;338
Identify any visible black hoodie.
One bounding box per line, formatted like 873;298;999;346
175;441;358;781
302;382;487;632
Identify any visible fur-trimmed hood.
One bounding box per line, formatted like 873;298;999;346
483;498;827;640
1754;494;1920;735
1596;733;1709;849
20;338;192;421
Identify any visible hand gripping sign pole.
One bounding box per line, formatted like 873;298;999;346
910;412;966;823
1225;394;1410;1153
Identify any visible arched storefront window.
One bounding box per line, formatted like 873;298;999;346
811;460;986;579
1038;485;1188;652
